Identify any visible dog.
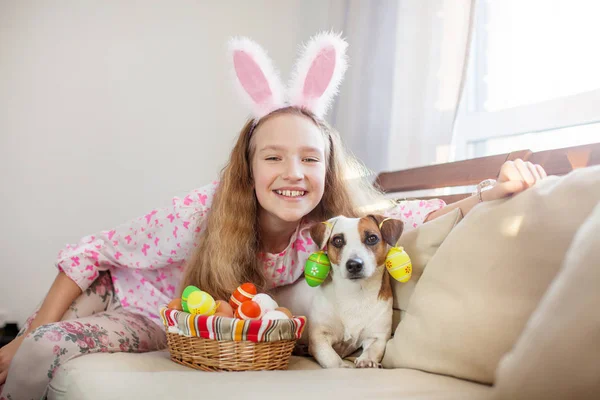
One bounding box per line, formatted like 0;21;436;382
307;214;404;368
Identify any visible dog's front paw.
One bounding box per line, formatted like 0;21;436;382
321;359;353;369
354;357;382;369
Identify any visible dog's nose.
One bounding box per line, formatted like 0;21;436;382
346;258;364;274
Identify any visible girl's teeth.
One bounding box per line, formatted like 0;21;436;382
276;190;305;197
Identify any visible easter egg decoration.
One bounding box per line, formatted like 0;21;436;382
167;298;183;311
385;246;412;283
187;290;217;316
234;300;262;320
213;300;234;318
304;251;331;287
181;285;201;312
229;282;257;311
252;293;278;314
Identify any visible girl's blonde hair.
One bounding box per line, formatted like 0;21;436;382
181;107;390;300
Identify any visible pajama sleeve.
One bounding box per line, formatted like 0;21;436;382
383;198;446;231
55;182;218;292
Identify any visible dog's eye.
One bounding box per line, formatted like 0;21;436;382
332;236;344;248
366;234;379;245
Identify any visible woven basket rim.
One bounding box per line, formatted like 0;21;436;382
160;306;307;342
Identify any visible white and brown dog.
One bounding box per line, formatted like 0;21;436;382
307;215;403;369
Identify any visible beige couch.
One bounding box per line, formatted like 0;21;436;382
48;166;600;400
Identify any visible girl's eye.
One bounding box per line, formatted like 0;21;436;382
332;236;345;248
366;235;379;245
265;156;281;161
303;157;320;163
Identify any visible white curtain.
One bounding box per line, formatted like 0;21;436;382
328;0;475;174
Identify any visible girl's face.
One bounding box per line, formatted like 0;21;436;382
251;113;327;227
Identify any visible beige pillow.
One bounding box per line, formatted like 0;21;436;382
382;166;600;384
493;202;600;400
394;207;463;314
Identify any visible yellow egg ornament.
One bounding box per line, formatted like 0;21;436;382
187;290;217;316
385;246;412;283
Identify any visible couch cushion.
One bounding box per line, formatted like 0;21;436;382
382;166;600;384
492;202;600;400
394;208;463;314
48;351;490;400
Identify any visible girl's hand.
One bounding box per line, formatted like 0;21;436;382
0;335;24;385
483;159;548;202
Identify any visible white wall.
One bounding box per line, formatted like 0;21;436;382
0;0;340;326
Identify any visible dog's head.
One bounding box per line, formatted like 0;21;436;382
310;215;404;281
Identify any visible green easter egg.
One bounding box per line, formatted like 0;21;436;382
304;251;331;287
181;285;201;312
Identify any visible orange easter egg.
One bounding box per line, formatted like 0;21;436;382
167;298;183;311
235;300;262;320
215;300;234;318
275;307;293;318
229;283;257;310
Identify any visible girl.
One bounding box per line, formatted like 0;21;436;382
0;33;546;399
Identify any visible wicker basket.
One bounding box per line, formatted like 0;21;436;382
160;306;305;371
166;332;296;371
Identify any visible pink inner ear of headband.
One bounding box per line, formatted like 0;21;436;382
303;46;336;100
234;50;273;104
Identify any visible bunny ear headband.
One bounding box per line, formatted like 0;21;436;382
228;31;348;121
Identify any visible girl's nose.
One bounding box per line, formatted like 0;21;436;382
282;159;303;181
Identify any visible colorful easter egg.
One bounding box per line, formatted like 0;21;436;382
234;300;262;320
385;247;412;283
304;251;331;287
181;285;201;312
187;290;217;316
262;310;289;320
275;307;293;318
214;300;234;318
167;298;183;311
229;283;257;311
252;293;278;314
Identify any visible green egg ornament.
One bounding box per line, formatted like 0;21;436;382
181;285;201;313
304;251;331;287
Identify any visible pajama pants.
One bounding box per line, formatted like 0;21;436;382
0;271;167;400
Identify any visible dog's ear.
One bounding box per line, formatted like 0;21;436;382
369;215;404;246
310;217;337;250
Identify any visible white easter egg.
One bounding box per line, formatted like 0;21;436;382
252;293;279;314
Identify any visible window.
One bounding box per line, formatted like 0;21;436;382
453;0;600;160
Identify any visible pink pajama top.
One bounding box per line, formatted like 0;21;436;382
55;181;445;328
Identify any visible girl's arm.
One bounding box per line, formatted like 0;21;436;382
425;159;547;222
19;271;81;337
424;193;481;222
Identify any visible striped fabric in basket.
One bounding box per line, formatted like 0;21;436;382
159;306;306;343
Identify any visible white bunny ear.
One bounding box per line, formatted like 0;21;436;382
228;37;286;120
288;32;348;119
